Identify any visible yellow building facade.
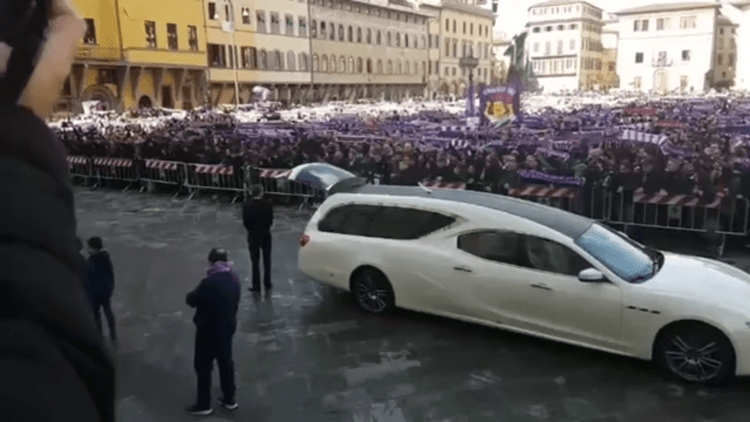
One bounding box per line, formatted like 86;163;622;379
308;0;430;102
437;2;494;99
59;0;208;112
203;0;313;106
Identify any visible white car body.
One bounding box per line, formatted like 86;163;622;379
293;169;750;377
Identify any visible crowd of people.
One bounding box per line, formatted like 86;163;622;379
52;96;750;209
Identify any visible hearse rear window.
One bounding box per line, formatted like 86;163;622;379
318;204;455;240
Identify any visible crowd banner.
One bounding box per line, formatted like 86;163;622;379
67;156;92;184
139;159;187;196
185;163;245;203
479;84;521;128
90;157;139;192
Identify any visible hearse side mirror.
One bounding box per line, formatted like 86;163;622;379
578;268;607;282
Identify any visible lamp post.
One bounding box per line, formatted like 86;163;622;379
223;0;240;109
459;54;479;116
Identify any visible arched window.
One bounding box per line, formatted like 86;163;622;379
275;50;284;70
397;60;402;74
387;60;393;74
396;32;401;47
414;61;418;75
287;51;296;71
339;57;346;73
367;58;372;73
367;28;372;44
329;22;335;40
357;57;363;73
405;34;409;48
330;55;336;72
321;54;328;72
422;36;426;49
357;27;362;43
405;61;410;74
311;20;317;38
298;53;308;71
376;30;382;45
348;26;353;42
312;54;319;71
339;24;344;41
387;32;391;46
320;21;326;39
377;59;383;74
259;49;268;69
348;57;354;73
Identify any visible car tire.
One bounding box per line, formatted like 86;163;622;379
351;268;395;315
655;323;735;386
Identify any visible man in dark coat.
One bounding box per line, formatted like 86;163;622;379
86;237;116;343
186;249;241;415
242;185;274;293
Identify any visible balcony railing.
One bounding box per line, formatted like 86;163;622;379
77;45;122;61
652;58;673;67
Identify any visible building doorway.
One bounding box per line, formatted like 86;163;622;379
138;95;152;108
161;85;174;108
654;69;668;94
182;86;193;110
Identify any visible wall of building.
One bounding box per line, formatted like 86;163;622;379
616;6;718;93
526;1;603;92
714;21;738;87
720;3;750;89
439;5;494;97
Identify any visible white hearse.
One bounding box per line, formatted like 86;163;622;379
290;163;750;385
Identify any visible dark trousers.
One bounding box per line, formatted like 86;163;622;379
194;329;235;408
249;232;272;290
92;294;116;341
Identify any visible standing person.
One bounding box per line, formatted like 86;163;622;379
242;185;273;293
186;249;241;415
86;237;117;343
77;237;89;292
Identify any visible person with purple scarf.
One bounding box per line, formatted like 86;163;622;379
186;248;241;415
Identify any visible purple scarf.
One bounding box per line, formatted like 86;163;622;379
207;261;235;278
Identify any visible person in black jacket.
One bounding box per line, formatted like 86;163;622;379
242;185;274;293
86;237;117;343
0;1;114;420
186;248;241;415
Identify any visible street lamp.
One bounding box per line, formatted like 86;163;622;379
223;0;240;109
459;54;479;115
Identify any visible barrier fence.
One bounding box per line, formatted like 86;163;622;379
66;155;750;254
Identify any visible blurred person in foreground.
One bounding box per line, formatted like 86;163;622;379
0;0;114;421
186;248;241;415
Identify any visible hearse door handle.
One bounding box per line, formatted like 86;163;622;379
531;283;553;291
454;266;473;273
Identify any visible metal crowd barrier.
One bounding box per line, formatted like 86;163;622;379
185;163;245;203
250;167;326;211
90;157;139;192
67;156;91;184
139;159;187;198
508;184;581;214
597;187;750;256
420;180;466;190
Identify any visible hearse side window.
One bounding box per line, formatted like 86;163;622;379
318;204;455;239
521;236;590;276
458;231;522;266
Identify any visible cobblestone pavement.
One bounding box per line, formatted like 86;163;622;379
72;188;750;422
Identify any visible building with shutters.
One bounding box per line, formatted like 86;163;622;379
58;0;208;113
614;2;732;94
203;0;313;106
525;0;605;92
436;1;494;99
307;0;431;102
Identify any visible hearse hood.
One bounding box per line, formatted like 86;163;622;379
287;163;367;194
